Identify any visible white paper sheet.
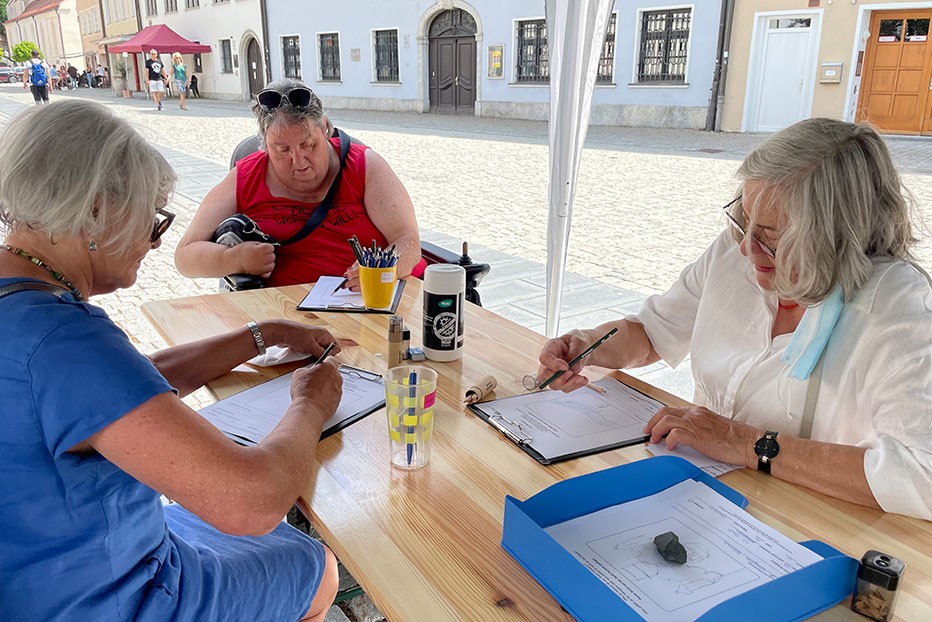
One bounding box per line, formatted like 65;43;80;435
544;479;821;621
477;378;662;461
646;443;742;478
197;365;384;444
297;276;400;311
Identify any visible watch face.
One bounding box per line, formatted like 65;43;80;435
754;435;780;460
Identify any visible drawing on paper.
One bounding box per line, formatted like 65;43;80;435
585;517;760;612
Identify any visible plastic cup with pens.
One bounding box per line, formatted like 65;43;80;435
385;366;437;470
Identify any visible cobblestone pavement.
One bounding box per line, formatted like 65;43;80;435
2;85;932;621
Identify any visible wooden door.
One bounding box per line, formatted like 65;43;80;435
430;37;476;113
247;39;264;97
857;11;932;134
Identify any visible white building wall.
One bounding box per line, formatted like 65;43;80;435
138;0;263;101
6;1;83;70
265;0;725;128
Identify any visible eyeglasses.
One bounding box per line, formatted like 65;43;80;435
722;196;776;259
152;207;175;244
256;87;314;111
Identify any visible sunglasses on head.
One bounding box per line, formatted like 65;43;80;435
152;207;175;244
256;87;314;111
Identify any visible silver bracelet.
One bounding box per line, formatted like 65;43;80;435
246;320;267;355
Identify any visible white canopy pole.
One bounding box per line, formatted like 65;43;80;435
544;0;615;337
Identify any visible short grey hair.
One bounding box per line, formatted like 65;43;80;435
732;117;916;304
251;78;329;148
0;100;176;255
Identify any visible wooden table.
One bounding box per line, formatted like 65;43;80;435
142;280;931;621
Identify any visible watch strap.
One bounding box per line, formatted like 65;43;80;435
246;320;267;355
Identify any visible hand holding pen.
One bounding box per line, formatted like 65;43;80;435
530;327;619;392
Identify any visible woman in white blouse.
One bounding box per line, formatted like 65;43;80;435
537;118;932;520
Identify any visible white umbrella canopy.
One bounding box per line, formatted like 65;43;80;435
544;0;616;337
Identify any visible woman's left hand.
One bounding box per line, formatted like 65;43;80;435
644;406;760;467
263;320;342;359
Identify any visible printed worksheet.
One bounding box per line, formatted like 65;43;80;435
297;276;401;311
646;443;742;478
545;479;821;621
198;365;384;443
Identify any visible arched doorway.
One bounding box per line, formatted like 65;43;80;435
428;9;477;113
246;38;264;97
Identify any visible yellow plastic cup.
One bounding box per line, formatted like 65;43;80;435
358;265;397;308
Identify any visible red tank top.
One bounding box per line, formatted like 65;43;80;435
235;138;386;287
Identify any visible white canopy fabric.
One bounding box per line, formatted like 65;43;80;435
544;0;616;337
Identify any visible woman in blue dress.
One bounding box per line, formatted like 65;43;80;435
0;99;342;621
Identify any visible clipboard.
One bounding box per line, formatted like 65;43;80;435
198;364;385;445
467;377;662;465
297;276;406;314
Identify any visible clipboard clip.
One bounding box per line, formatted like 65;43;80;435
488;414;533;446
339;364;383;383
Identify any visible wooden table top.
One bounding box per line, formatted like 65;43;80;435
141;280;931;621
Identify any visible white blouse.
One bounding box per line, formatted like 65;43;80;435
630;231;932;520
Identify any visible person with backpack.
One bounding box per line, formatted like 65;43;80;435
22;50;50;105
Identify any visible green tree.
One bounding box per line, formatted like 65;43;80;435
11;41;40;63
0;0;8;39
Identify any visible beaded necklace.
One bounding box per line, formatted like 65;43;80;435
1;245;85;301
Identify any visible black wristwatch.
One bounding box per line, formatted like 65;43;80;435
754;431;780;474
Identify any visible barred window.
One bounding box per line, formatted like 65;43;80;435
516;19;548;83
597;13;617;84
318;33;341;81
373;29;399;82
637;9;691;83
185;0;199;8
164;0;177;12
145;0;157;17
220;39;233;73
282;36;302;80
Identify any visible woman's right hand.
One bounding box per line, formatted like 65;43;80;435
537;329;598;392
289;360;343;428
227;241;276;278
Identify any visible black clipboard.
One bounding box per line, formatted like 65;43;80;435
296;279;406;314
467;377;658;465
200;364;385;446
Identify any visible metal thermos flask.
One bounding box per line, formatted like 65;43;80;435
422;264;465;361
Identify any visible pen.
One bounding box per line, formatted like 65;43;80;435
537;327;619;391
406;370;417;465
331;277;349;295
310;342;336;368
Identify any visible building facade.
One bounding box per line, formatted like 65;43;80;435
77;0;103;71
5;0;84;69
722;0;932;135
134;0;265;101
265;0;727;129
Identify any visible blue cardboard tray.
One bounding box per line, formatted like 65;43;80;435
502;456;857;621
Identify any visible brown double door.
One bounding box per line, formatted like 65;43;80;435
857;10;932;135
429;37;476;113
247;39;264;97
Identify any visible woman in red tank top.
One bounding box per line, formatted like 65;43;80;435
175;79;423;289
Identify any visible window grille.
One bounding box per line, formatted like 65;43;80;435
374;29;399;82
318;33;341;81
220;39;233;74
516;19;548;83
282;36;302;79
596;13;617;84
164;0;177;13
145;0;157;17
637;9;691;83
185;0;199;9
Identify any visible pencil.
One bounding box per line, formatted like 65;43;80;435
585;383;607;394
331;277;349;295
537;327;619;390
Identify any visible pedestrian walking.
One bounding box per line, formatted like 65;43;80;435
171;53;189;111
22;50;50;105
145;49;168;111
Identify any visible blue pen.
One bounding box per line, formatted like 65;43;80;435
406;370;417;465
